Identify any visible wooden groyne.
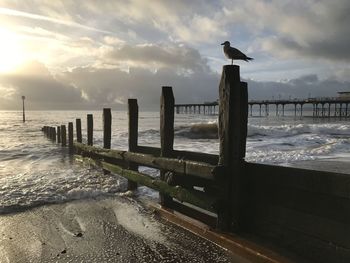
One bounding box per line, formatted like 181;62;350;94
176;97;350;117
41;65;350;263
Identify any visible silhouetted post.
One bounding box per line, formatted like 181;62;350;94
87;114;93;146
22;96;25;123
52;127;56;142
160;86;175;207
103;108;112;149
76;119;82;143
61;125;67;147
128;99;138;190
68;122;73;152
218;65;248;232
57;126;61;143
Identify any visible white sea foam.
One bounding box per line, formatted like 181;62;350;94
0;110;349;212
113;201;166;243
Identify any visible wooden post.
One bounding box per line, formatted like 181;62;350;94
68;122;73;152
218;65;248;232
52;127;56;142
76;119;82;143
103;109;112;149
160;86;175;207
128;99;138;190
87;114;93;146
61;125;67;147
57;126;61;143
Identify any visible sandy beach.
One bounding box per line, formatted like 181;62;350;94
0;196;248;263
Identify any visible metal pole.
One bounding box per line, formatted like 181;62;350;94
22;96;25;122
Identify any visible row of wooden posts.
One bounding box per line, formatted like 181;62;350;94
43;113;99;148
41;65;350;262
42;65;247;231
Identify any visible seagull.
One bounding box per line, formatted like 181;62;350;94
221;41;253;64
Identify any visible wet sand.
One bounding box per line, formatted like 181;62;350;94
0;196;248;263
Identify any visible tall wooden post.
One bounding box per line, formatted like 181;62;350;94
128;99;138;190
76;119;82;143
103;109;112;149
87;114;93;146
61;125;67;147
218;65;248;232
160;86;175;207
68;122;73;152
57;126;61;143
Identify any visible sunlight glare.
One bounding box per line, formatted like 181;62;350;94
0;28;25;73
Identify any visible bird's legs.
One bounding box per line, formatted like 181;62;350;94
231;59;233;65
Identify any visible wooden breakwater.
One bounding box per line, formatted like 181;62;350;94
41;65;350;263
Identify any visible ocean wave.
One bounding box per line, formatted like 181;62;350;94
249;123;350;137
175;122;218;139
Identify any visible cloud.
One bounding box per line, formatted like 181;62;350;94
0;7;112;34
60;66;220;110
248;74;350;100
102;43;210;72
0;61;85;109
221;0;350;62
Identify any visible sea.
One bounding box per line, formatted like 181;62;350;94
1;110;350;214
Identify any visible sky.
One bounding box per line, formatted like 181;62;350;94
0;0;349;110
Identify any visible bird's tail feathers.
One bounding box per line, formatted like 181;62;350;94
244;57;254;62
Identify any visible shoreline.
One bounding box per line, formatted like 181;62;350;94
0;196;246;263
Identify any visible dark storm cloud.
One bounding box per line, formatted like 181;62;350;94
255;0;350;62
60;66;219;110
104;44;210;72
0;61;85;109
248;74;350;100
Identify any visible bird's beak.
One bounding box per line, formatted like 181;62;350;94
221;42;225;45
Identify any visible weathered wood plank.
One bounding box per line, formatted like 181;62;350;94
135;146;219;165
76;155;218;212
245;162;350;199
252;217;350;263
251;181;350;226
74;143;216;180
136;145;160;156
173;150;219;165
258;204;350;248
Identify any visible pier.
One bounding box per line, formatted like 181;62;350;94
41;65;350;263
175;97;350;117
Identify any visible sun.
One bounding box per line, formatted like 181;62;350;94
0;28;25;73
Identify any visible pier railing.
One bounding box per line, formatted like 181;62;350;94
41;65;350;263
